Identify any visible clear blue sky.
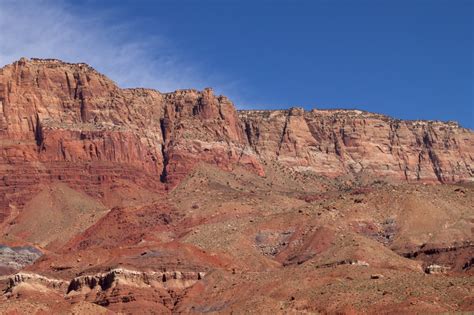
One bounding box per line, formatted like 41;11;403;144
1;0;472;128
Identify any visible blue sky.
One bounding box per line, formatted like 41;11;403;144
0;0;472;128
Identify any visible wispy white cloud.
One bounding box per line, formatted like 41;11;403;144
0;0;234;93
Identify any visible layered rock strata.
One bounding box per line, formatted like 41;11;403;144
0;58;262;221
3;268;204;295
240;108;473;183
0;58;472;222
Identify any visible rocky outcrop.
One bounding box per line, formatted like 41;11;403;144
0;58;263;221
399;242;474;273
0;58;472;222
4;271;69;293
0;245;42;274
3;268;204;296
2;268;205;313
240;108;474;183
66;268;204;294
425;264;450;274
159;88;264;185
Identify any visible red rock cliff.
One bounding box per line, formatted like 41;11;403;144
0;58;472;221
0;58;262;221
240;108;473;183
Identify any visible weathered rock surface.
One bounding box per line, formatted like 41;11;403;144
0;58;263;222
0;245;42;275
2;267;204;313
0;162;473;313
0;57;473;314
3;268;204;295
4;271;69;293
0;58;472;224
240;108;474;183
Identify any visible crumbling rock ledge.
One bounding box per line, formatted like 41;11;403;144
2;268;205;296
66;268;205;294
4;271;68;292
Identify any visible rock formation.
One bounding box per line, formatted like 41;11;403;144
0;245;42;275
3;268;204;295
0;56;472;313
0;58;262;222
0;57;472;224
240;108;473;183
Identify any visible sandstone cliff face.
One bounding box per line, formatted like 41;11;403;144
0;58;262;222
159;88;264;185
0;58;472;222
240;108;474;183
0;59;160;222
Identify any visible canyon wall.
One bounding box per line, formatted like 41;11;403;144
0;58;261;222
240;108;473;183
0;58;472;221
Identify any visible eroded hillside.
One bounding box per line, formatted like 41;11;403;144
0;58;472;314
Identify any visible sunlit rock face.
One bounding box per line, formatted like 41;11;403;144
0;58;473;314
0;58;472;223
240;108;473;183
0;58;264;221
